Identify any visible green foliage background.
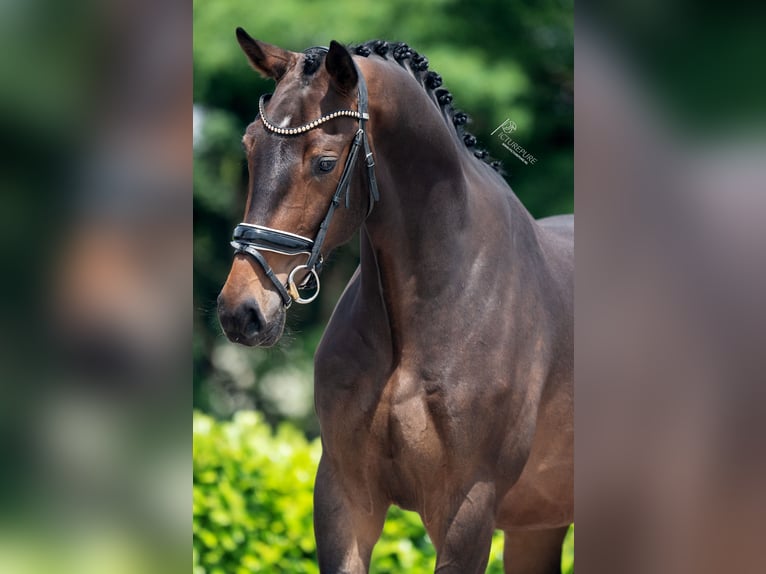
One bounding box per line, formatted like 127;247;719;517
194;412;573;574
194;0;572;571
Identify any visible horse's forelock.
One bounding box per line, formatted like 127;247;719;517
302;48;326;76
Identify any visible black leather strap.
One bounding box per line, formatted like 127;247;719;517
306;128;364;270
356;66;380;215
233;224;313;255
230;241;293;307
305;58;375;268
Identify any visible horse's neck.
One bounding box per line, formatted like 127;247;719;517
359;154;543;363
355;67;546;361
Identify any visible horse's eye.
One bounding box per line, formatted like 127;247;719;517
317;157;337;173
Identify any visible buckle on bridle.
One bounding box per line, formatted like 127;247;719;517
287;265;321;304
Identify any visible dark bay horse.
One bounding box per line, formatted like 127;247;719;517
218;29;573;574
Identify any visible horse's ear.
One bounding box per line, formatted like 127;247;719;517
325;40;358;94
236;28;294;81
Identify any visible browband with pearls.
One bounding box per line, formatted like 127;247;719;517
258;94;369;136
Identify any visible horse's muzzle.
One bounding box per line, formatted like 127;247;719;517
217;294;283;347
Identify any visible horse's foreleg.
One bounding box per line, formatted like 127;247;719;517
428;481;496;574
314;455;387;574
502;526;569;574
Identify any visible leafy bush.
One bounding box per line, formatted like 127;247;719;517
193;411;572;573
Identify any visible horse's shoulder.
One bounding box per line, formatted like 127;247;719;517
537;214;574;242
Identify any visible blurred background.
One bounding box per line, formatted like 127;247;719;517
0;0;190;572
576;3;766;574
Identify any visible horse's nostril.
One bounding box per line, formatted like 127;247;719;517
241;300;262;338
218;296;264;343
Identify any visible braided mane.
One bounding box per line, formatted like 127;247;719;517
345;41;504;174
303;40;503;173
297;40;503;173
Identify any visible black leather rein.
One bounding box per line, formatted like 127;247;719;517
230;48;379;308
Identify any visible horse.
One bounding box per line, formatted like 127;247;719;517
217;29;573;574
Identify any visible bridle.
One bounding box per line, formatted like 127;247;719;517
230;48;379;308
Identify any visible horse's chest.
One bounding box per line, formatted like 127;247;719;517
321;371;448;507
373;384;438;459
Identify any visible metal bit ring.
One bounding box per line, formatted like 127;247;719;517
287;265;321;304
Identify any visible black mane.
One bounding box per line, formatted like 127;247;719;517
302;47;325;76
350;40;504;174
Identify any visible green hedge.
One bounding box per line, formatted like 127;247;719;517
193;411;573;573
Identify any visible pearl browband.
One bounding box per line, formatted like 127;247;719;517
258;94;369;136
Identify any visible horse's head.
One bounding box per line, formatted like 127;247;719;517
218;29;377;346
